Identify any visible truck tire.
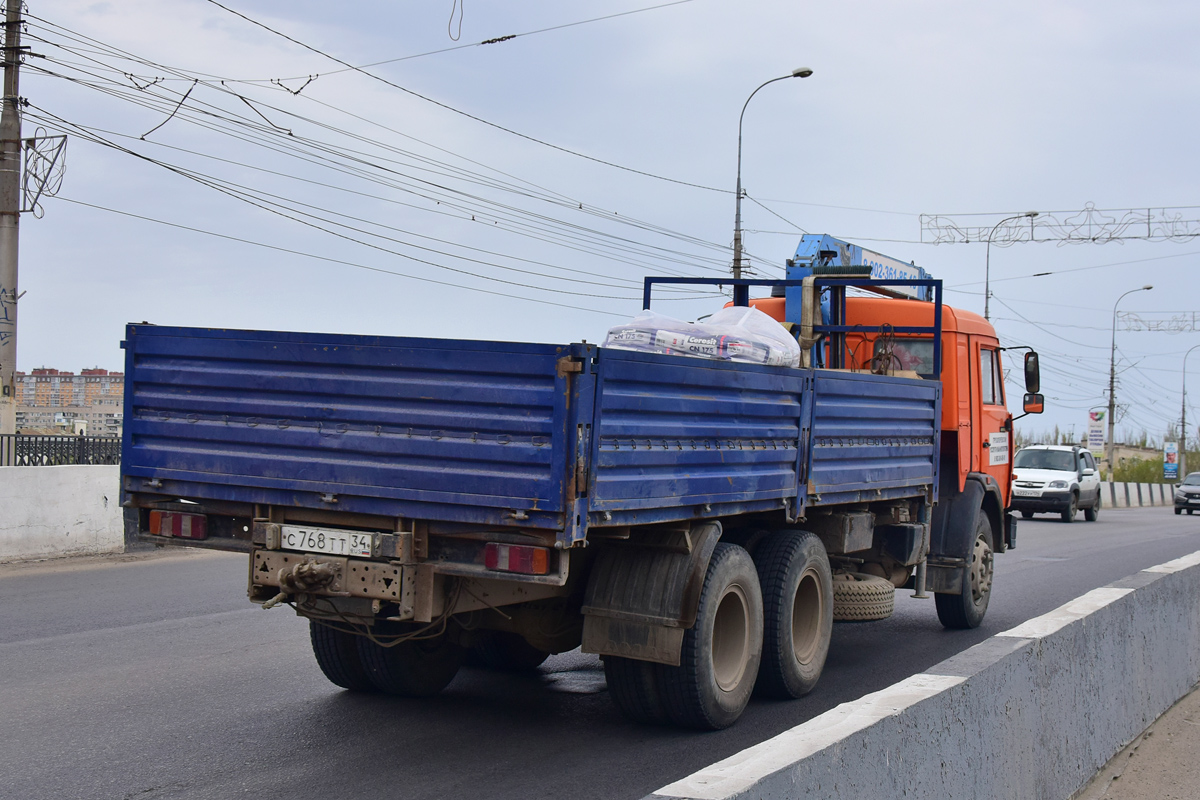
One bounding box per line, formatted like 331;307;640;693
1061;494;1078;523
357;629;465;697
467;631;550;672
935;512;994;629
1085;493;1101;522
1021;511;1034;519
605;655;669;725
753;531;833;700
831;573;895;621
309;620;377;692
657;543;763;730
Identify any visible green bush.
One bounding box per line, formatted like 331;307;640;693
1114;450;1200;483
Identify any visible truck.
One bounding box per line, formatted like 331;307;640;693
118;234;1043;730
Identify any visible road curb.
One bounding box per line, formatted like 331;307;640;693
646;550;1200;800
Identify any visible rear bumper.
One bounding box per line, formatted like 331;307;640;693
1010;491;1073;513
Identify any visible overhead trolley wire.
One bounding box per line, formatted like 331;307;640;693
197;0;727;194
25;33;735;273
26;62;728;280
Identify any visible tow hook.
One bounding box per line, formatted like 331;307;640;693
262;558;342;609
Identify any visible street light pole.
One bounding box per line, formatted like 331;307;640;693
1106;284;1153;476
732;67;812;282
983;211;1038;321
1182;343;1200;478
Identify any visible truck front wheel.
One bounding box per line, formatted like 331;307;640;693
658;543;763;729
753;531;832;699
935;513;994;629
357;627;465;697
309;620;377;692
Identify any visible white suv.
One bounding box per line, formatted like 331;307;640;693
1011;445;1102;523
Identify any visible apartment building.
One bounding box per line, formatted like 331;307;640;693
14;368;125;436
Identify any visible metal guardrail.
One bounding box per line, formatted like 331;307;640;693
0;434;122;467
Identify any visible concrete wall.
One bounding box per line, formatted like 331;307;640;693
0;465;124;562
1102;481;1173;508
649;550;1200;800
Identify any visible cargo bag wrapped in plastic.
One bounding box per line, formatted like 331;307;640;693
603;305;800;368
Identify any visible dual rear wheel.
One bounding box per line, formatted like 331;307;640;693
605;533;834;730
309;621;465;697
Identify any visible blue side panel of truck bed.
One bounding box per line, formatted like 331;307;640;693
121;326;941;542
121;326;576;530
807;371;941;505
586;349;810;527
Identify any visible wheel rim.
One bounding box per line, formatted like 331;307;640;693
791;567;823;666
712;583;751;692
968;534;993;605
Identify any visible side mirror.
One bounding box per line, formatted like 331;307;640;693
1023;392;1044;414
1082;467;1096;476
1024;351;1040;394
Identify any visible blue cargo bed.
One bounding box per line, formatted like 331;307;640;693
121;325;940;544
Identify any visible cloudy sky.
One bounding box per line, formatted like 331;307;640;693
15;0;1200;442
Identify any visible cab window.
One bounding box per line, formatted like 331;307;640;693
872;338;935;377
980;348;1004;406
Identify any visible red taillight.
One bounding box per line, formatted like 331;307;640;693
148;510;208;540
484;542;550;575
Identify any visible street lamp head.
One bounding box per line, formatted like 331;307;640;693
792;67;814;78
1142;284;1153;291
1024;211;1039;218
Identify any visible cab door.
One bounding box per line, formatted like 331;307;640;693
972;338;1012;487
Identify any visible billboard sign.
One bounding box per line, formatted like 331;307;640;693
1087;411;1106;461
1164;441;1179;481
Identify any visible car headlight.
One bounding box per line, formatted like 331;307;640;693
1049;480;1068;489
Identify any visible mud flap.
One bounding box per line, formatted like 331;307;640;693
927;476;988;596
580;522;721;666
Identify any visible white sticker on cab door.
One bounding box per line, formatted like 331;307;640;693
989;432;1009;465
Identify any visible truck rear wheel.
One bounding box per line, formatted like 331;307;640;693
658;543;763;730
309;620;376;692
467;631;550;672
357;628;465;697
935;512;994;629
754;532;832;699
605;655;669;724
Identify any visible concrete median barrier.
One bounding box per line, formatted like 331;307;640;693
648;550;1200;800
0;465;124;562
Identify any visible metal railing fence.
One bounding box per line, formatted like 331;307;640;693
0;434;122;466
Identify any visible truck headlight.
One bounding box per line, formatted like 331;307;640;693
1049;480;1068;489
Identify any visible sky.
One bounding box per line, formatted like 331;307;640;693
13;0;1200;444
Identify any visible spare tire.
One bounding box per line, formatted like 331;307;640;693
832;572;895;622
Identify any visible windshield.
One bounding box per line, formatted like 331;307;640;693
1185;473;1200;486
1014;449;1077;471
872;338;935;377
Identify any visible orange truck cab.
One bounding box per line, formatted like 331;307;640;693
724;234;1044;626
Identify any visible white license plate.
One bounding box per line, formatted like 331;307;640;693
279;525;374;557
1013;488;1039;497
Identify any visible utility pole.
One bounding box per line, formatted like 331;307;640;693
1106;285;1153;477
0;0;21;435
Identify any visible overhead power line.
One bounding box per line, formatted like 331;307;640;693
52;196;628;317
199;0;726;193
252;1;699;80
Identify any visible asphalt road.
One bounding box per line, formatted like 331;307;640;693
4;506;1199;800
